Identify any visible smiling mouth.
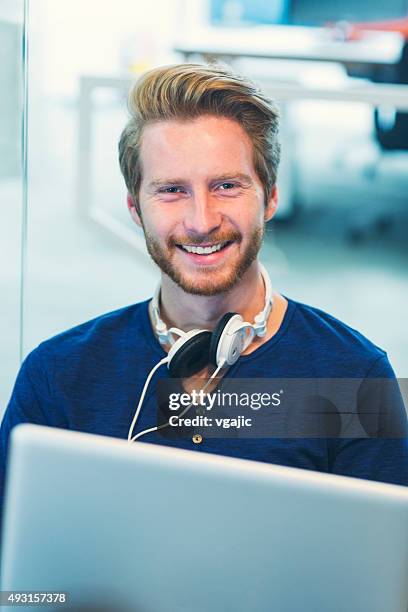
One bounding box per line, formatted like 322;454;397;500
176;240;233;255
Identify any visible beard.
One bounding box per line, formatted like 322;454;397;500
140;222;265;296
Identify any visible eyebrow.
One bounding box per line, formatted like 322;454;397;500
147;173;254;190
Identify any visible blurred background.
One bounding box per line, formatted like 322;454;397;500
1;0;408;413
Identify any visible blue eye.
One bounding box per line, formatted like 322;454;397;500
218;182;237;190
161;186;184;193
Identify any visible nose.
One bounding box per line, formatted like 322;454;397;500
183;188;222;237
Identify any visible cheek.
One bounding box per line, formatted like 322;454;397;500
238;204;265;230
142;209;176;241
237;189;265;223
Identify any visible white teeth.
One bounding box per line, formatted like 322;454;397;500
181;242;227;254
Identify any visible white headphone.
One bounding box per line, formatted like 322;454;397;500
151;263;273;376
128;264;273;442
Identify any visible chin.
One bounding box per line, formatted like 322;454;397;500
175;275;237;296
168;262;252;296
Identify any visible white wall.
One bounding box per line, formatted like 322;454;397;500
30;0;184;100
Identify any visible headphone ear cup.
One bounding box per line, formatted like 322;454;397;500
209;313;237;366
168;331;212;378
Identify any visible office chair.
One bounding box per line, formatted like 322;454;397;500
342;19;408;241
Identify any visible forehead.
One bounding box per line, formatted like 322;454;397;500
139;115;257;180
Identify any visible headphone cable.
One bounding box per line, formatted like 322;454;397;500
129;358;226;443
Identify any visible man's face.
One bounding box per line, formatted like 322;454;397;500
129;115;277;296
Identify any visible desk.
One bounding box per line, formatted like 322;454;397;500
77;73;408;246
174;25;404;70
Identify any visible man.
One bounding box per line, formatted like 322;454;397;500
1;64;407;514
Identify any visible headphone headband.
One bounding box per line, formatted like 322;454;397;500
151;263;273;346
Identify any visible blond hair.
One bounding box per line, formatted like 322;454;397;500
118;63;280;210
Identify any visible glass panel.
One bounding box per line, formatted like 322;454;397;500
0;0;25;414
14;0;408;388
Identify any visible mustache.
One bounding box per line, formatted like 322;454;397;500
169;230;242;247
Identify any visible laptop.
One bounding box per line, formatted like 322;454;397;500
1;424;408;612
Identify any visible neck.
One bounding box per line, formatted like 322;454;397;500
158;261;265;333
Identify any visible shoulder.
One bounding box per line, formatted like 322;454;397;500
31;300;151;364
5;299;154;423
287;297;391;376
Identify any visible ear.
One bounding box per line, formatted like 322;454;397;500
127;193;142;227
264;185;278;223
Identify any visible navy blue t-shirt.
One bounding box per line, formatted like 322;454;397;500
1;296;407;515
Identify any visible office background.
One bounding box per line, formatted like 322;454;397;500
1;0;408;414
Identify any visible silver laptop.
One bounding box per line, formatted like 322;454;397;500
1;424;408;612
